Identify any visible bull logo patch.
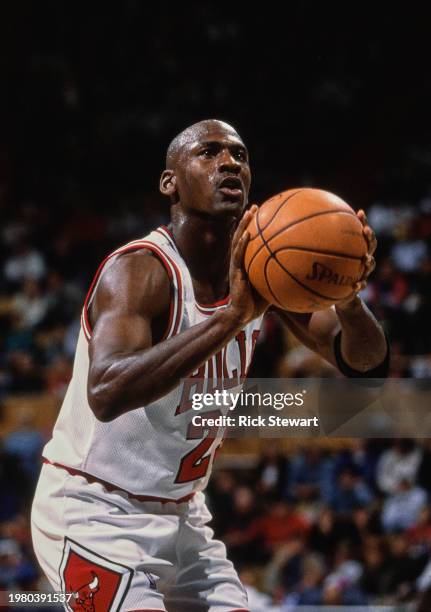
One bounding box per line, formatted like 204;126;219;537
71;572;100;612
60;538;133;611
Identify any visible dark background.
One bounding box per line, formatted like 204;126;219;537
3;3;431;213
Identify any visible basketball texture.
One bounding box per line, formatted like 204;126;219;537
244;188;367;313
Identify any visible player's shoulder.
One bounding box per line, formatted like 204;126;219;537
93;245;171;316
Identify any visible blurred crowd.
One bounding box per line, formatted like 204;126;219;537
3;434;431;609
207;440;431;609
1;4;431;609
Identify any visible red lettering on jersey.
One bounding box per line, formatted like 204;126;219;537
175;409;222;483
175;365;205;415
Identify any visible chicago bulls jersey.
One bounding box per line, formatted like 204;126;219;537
43;226;263;500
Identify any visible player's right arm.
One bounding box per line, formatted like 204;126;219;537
87;208;267;422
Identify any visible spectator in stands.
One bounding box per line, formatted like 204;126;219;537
254;445;288;501
390;221;428;274
285;446;334;504
11;279;50;330
407;506;431;550
381;478;427;533
3;239;46;288
224;486;262;565
0;538;38;588
6;350;44;394
329;466;374;516
243;501;309;559
384;532;429;600
360;537;390;599
308;506;355;558
3;406;44;484
376;439;422;495
207;470;237;537
321;541;366;606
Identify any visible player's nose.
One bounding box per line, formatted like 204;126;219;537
218;149;241;174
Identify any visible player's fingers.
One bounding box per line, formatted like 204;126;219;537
357;209;368;226
232;208;254;248
364;254;376;275
353;280;367;292
359;255;375;282
363;225;377;255
233;230;250;270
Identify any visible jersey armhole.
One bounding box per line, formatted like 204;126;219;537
81;241;184;342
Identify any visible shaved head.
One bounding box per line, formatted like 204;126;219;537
166;119;242;169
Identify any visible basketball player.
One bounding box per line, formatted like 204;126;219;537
31;120;388;612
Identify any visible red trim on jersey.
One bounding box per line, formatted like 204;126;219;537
196;295;230;309
155;226;177;252
43;458;195;505
195;296;231;315
80;238;183;343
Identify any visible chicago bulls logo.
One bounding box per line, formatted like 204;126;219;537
60;538;133;611
71;572;100;612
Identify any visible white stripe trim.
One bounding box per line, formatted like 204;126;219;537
81;310;91;340
156;227;178;252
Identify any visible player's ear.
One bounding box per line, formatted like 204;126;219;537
160;170;177;196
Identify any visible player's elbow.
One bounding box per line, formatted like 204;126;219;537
87;383;119;422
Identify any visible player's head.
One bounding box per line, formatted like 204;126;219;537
160;119;251;218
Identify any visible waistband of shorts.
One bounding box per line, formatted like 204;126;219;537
42;458;196;505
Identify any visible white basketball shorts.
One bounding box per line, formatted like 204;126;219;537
31;462;249;612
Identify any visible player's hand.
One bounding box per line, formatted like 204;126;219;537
336;209;377;310
226;205;269;326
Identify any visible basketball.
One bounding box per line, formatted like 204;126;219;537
244;188;368;313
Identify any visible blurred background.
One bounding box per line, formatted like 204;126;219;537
1;2;431;609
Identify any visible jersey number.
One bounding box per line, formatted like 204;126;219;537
174;410;222;484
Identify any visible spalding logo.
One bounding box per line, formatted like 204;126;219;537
306;262;355;286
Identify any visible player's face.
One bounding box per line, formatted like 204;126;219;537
174;127;251;217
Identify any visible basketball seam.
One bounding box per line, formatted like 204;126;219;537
273;246;364;261
249;207;357;275
259;214;355;303
263;255;284;308
247;190;304;273
255;189;304;235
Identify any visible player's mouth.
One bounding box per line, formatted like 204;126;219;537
218;176;243;200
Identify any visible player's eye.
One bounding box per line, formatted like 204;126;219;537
199;146;217;157
235;150;247;161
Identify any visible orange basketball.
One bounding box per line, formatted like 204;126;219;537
244;188;367;313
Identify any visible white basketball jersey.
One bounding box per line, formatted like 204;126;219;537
43;226;263;501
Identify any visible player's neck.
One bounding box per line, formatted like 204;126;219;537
168;211;234;299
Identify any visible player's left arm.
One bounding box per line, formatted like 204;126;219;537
272;210;389;375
